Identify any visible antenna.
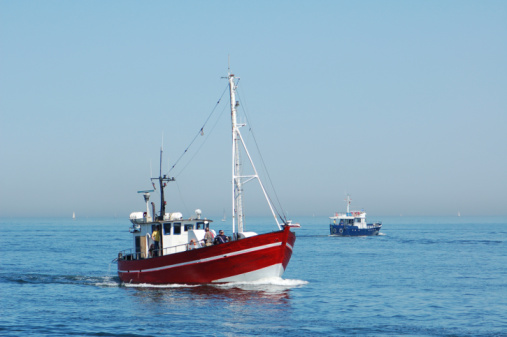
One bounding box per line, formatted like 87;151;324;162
159;146;162;178
137;190;155;194
151;147;175;220
345;194;352;213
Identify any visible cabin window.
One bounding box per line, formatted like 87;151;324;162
355;218;361;223
163;223;172;235
135;236;141;254
196;222;204;229
184;224;194;231
173;223;182;235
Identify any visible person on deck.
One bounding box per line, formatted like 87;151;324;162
204;227;214;246
213;230;228;245
152;225;161;256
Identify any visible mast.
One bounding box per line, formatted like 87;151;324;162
151;147;174;220
345;195;351;213
227;70;283;233
229;72;245;233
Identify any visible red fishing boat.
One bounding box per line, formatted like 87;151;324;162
116;70;298;284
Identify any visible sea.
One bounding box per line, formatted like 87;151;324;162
1;215;506;337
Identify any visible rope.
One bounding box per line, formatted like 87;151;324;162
172;102;228;177
235;89;288;223
174;180;190;216
168;83;229;174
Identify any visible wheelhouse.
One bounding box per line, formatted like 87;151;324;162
119;209;214;261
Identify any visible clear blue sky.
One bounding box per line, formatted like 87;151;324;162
1;1;506;218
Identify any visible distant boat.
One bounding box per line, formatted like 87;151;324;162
221;209;226;222
458;211;461;217
72;212;76;220
329;195;382;236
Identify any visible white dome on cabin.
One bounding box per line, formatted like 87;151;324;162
130;211;150;224
169;212;183;220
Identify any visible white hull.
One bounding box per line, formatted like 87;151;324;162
213;263;284;283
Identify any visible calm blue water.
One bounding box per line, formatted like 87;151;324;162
1;216;506;336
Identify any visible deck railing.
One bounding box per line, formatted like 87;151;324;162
117;241;204;261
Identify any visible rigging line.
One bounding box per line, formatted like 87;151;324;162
168;83;229;174
173;179;191;216
172;102;228;178
237;111;285;221
236;90;288;220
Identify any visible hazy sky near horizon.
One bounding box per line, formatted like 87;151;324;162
1;1;506;218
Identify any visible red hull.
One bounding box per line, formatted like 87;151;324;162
118;226;296;284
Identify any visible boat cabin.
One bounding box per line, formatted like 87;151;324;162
330;211;369;228
121;209;215;260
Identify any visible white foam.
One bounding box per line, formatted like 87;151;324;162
123;282;199;289
236;276;307;286
95;280;121;287
117;277;307;290
213;276;308;290
92;276;122;288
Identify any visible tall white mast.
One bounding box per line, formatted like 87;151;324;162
229;72;244;233
227;70;283;234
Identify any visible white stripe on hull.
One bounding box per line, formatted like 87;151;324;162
118;241;283;274
212;263;284;283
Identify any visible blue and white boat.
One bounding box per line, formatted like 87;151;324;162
329;195;382;236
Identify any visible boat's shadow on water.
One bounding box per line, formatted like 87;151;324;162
189;284;291;302
123;283;292;308
118;277;307;305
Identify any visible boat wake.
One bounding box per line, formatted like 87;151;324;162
2;272;306;297
214;277;308;290
123;282;200;289
218;280;308;292
120;277;308;291
94;276;123;287
1;273;121;288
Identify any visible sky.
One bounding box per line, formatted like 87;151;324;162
1;1;506;218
